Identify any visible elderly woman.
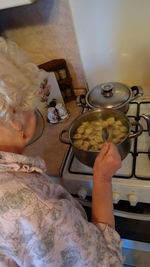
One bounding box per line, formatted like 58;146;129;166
0;37;123;267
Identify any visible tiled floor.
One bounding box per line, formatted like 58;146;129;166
123;248;150;267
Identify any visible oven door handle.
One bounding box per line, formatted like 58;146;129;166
114;210;150;221
77;198;150;222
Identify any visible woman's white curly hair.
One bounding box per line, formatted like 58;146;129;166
0;37;43;121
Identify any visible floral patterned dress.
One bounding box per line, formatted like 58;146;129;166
0;151;123;267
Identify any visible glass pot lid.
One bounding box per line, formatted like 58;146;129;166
86;82;131;109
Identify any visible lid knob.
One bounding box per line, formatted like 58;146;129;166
101;83;113;97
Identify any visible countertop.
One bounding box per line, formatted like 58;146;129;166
24;100;81;177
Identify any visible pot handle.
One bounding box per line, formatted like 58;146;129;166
59;129;71;144
76;94;87;108
128;121;143;138
130;85;143;101
140;114;150;136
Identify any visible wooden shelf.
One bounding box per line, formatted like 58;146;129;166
58;77;72;85
39;59;75;103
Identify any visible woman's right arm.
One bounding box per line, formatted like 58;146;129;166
92;142;122;228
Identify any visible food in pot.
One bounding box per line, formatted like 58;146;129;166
72;117;128;151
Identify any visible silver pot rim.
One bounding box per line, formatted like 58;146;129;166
68;108;132;151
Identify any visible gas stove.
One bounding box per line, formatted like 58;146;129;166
60;100;150;207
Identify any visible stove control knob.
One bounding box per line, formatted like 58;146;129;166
77;188;87;199
128;193;138;206
113;192;120;204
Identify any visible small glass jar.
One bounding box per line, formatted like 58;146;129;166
65;87;72;97
54;71;60;81
59;69;67;79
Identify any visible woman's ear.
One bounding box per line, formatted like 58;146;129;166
8;111;36;145
9;118;23;132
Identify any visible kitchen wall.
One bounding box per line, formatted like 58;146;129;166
69;0;150;96
0;0;86;95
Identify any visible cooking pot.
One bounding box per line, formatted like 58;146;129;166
77;82;143;113
59;109;143;167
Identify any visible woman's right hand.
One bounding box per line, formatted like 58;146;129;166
93;142;121;184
